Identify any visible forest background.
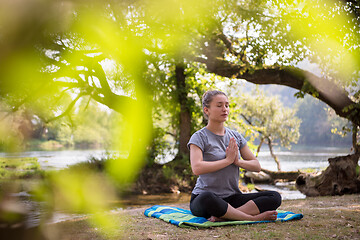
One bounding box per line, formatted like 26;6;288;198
1;82;353;152
0;0;359;237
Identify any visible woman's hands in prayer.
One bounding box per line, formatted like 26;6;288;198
227;137;261;172
226;137;239;164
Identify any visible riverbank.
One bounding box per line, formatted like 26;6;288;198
44;194;360;240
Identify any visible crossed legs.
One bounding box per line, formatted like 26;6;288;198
190;191;281;222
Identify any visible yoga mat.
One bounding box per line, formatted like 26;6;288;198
144;205;303;228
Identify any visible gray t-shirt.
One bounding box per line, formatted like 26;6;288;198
187;127;247;198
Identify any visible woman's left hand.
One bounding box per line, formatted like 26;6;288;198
235;145;261;172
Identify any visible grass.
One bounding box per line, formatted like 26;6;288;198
0;157;44;179
44;194;360;240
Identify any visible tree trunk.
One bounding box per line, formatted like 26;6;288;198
261;168;300;181
256;137;264;158
295;153;360;196
244;168;301;183
353;124;359;154
267;137;281;171
175;64;191;157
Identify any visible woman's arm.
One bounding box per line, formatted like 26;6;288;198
234;144;261;172
189;140;236;175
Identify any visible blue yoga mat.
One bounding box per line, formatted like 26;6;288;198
144;205;303;228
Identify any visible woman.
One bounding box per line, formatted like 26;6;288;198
188;90;281;222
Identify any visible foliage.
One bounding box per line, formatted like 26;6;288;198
70;99;112;147
276;0;360;83
68;155;108;172
228;86;301;149
148;62;219;163
0;0;359;235
0;106;32;151
0;157;44;179
195;0;360;128
146;127;176;165
215;0;360;86
162;154;197;192
0;98;119;150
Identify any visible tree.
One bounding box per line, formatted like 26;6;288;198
228;87;301;171
195;0;360;131
1;0;359;138
295;95;353;146
1;2;360;235
2;0;357;158
0;0;226;235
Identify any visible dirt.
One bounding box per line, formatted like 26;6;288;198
40;194;360;240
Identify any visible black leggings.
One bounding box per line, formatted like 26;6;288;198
190;191;282;219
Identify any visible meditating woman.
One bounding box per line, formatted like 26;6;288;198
188;90;282;222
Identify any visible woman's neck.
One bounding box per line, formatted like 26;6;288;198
206;121;225;135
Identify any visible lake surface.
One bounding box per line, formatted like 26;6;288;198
0;149;109;170
0;145;352;171
256;145;352;171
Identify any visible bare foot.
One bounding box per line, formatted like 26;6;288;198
255;210;278;221
207;216;225;222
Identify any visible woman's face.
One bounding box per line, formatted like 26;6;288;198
204;94;229;122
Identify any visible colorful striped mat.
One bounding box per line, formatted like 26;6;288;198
144;205;303;228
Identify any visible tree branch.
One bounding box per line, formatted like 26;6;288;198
46;93;84;123
200;51;360;126
90;60;112;95
217;33;241;57
90;90;136;115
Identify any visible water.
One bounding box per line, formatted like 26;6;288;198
0;149;110;170
1;146;353;226
256;146;351;171
0;146;351;172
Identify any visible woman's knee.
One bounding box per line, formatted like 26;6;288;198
255;191;282;212
269;191;282;209
191;192;228;218
197;192;219;206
